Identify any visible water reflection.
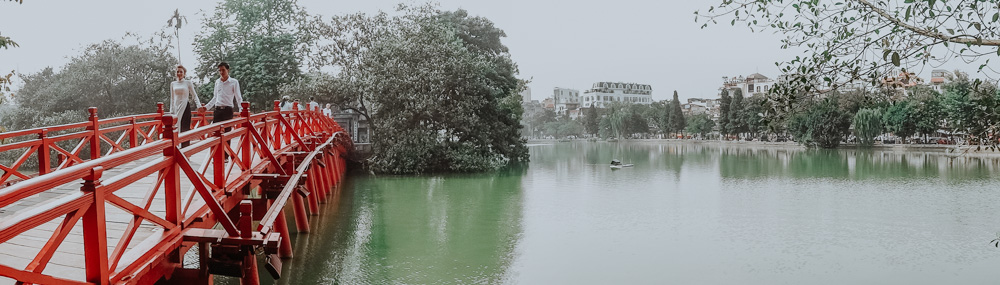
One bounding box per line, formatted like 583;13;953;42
268;167;526;284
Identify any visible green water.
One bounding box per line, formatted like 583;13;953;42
252;141;1000;284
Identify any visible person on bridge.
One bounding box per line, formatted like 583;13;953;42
323;103;332;117
308;96;319;112
170;64;203;147
205;61;244;125
205;62;243;161
280;95;292;111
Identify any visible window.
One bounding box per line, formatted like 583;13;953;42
757;86;761;93
748;83;755;93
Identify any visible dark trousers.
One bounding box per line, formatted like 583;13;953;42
213;106;234;159
180;103;193;148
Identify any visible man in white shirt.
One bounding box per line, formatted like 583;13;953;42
308;96;319;112
205;61;243;161
205;61;244;125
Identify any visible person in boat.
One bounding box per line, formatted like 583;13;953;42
611;159;622;166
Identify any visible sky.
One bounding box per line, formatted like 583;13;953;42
0;0;980;103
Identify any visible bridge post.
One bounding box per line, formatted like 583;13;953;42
241;102;252;167
161;115;182;225
81;166;110;284
37;129;50;175
274;208;294;258
87;107;101;160
156;102;165;139
128;117;138;149
286;154;310;233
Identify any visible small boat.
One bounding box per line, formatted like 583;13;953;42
610;159;633;169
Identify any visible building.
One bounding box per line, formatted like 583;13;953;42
929;69;951;93
520;86;532;103
553;87;581;118
582;82;653;109
880;71;925;98
722;73;775;97
541;98;555;110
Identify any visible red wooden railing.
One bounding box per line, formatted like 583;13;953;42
0;101;351;284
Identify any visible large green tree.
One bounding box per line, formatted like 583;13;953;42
727;88;746;136
882;101;917;142
787;99;852;148
718;89;731;137
942;72;1000;145
853;107;883;146
583;106;600;136
669;91;686;134
289;4;527;173
697;1;1000;95
685;113;716;138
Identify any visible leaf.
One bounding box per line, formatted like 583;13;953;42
891;52;900;66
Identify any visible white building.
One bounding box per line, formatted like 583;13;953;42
553;87;580;118
520;86;532;103
929;69;951;93
722;73;775;97
582;82;653;108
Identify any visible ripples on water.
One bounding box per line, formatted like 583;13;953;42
229;141;1000;285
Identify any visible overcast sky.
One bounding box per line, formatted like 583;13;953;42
0;0;978;102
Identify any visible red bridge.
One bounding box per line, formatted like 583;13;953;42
0;101;351;284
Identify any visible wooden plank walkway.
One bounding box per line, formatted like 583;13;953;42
0;146;241;284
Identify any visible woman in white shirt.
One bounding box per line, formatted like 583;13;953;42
170;64;202;146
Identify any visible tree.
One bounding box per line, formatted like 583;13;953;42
941;71;1000;145
787;99;851;148
291;4;527;173
669;91;686;134
697;1;1000;95
882;101;917;142
647;100;670;134
2;40;176;131
727;88;746;136
193;0;314;110
718;89;731;137
685;113;716;138
853;108;883;146
743;95;767;138
907;85;945;140
583;106;600;136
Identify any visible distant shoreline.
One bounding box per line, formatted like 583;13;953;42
526;139;1000;158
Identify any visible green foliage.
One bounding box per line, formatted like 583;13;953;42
685;113;715;137
303;4;526;174
718;89;731;136
941;71;1000;145
543;120;584;138
647;101;670;134
882;101;917;140
743;95;767;136
583;107;600;135
193;0;313;110
787;99;851;148
727;88;747;135
852;108;883;146
907;85;944;137
668;91;686;134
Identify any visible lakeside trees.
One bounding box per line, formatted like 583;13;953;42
286;4;528;174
